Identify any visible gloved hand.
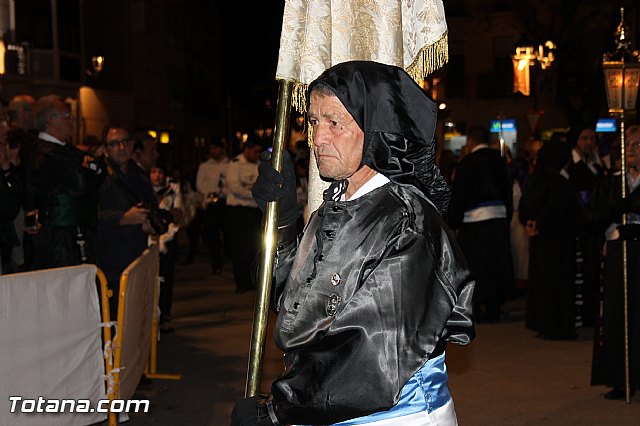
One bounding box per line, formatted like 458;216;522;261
251;150;298;226
230;395;279;426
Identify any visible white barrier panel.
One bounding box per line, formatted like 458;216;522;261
0;265;107;426
118;244;159;401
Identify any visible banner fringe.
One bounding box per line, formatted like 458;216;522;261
289;31;448;115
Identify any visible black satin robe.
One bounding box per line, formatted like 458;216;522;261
270;182;475;425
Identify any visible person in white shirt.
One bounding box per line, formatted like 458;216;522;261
225;139;263;292
195;139;229;273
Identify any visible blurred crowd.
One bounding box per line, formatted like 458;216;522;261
438;123;640;399
0;95;310;326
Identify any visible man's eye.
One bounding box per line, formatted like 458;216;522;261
308;118;318;127
330;121;340;127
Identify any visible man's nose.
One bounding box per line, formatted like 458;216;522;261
313;124;331;146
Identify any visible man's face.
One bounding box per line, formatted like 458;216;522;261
209;145;224;160
575;129;596;156
243;145;263;163
104;128;133;166
626;131;640;169
150;167;166;186
309;92;364;180
137;138;159;171
46;101;74;142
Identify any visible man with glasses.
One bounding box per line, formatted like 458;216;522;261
25;95;101;270
96;125;159;316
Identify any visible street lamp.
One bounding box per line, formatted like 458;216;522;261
601;7;640;406
512;40;556;96
602;11;640;114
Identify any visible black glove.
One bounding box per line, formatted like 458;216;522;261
251;150;298;226
230;395;280;426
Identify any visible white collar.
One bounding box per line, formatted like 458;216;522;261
471;144;489;153
39;132;66;146
344;173;390;201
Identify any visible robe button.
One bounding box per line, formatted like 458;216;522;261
326;293;341;316
330;273;341;286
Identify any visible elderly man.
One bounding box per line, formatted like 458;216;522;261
233;61;475;425
25;95;100;270
97;125;158;315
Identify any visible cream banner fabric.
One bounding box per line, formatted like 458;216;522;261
276;0;448;110
0;265;106;426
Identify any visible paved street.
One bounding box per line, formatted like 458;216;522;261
117;240;640;426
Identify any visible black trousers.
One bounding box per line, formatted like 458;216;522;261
204;202;227;271
226;206;262;290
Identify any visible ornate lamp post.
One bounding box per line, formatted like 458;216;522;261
601;7;640;405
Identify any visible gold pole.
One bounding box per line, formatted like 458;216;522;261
246;79;293;397
618;71;631;404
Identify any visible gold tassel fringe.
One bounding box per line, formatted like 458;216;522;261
405;31;449;84
290;31;448;115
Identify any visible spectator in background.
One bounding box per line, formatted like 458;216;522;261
447;124;513;322
97;125;158;316
0;106;21;274
225;138;262;292
7;94;36;271
150;162;185;331
132;133;159;173
195;138;229;273
25;95;101;270
8;95;36;131
181;168;204;264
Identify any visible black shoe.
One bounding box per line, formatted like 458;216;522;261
604;387;635;400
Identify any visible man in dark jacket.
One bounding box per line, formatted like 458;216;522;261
97;125;158;316
447;125;514;322
25;95;100;270
233;61;474;426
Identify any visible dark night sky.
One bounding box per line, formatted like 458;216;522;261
218;2;285;129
